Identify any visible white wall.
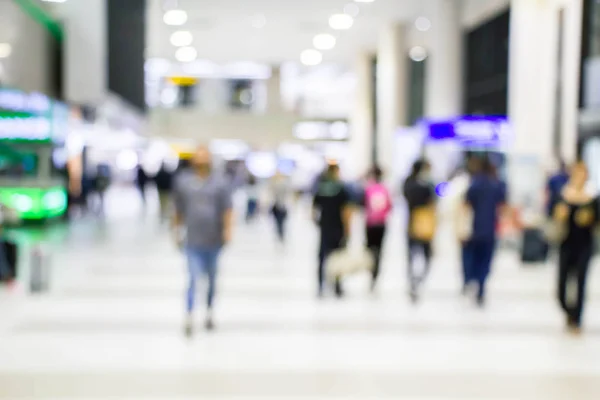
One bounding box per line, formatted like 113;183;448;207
149;109;301;148
0;1;58;97
56;0;107;104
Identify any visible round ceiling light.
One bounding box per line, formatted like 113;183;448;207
415;17;431;32
409;46;428;62
301;49;323;66
175;46;197;62
329;14;354;30
163;9;188;26
0;43;12;59
313;34;336;50
170;31;193;47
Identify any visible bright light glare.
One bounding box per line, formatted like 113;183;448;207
43;191;67;209
12;195;33;212
313;34;336;50
160;87;178;106
329;14;354;30
170;31;193;47
0;43;12;59
163;9;187;26
415;17;431;32
116;150;139;171
409;46;428;62
343;3;360;17
175;46;197;62
301;49;323;66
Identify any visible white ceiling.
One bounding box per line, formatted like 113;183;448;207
146;0;424;64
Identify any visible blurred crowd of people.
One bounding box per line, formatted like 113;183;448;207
162;146;599;338
4;145;595;339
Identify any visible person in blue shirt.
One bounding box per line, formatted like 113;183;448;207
546;161;569;217
464;158;507;307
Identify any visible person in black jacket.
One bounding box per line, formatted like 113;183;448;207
313;163;353;298
136;164;149;207
155;163;174;222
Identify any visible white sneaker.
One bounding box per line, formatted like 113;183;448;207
184;315;194;337
204;310;215;331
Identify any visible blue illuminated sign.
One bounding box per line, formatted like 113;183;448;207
420;116;512;148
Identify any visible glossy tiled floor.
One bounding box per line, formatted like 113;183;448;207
1;188;600;399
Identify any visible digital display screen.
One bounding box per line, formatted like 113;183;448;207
420;116;512;148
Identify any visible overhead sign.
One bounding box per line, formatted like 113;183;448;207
419;116;513;148
168;76;198;86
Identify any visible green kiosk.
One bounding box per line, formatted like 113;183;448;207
0;89;68;220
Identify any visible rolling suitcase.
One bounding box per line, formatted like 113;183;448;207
520;228;548;263
30;245;51;293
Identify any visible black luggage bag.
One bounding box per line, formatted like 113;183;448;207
520;228;549;263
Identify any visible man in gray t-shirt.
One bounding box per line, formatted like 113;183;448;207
173;146;233;336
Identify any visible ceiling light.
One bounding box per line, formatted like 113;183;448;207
329;14;354;30
415;17;431;32
409;46;428;62
0;43;11;58
343;4;360;17
251;14;267;28
175;46;197;62
301;49;323;66
313;34;336;50
170;31;193;46
163;9;187;26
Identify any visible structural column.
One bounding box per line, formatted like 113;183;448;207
62;0;107;104
508;0;556;207
376;23;408;178
348;53;375;179
266;65;283;113
424;0;463;119
508;0;583;206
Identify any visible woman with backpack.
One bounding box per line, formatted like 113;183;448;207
403;159;436;303
364;166;392;292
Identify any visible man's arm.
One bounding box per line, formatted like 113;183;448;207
341;187;353;240
223;208;233;244
171;176;184;229
312;194;321;224
221;185;234;244
342;205;353;240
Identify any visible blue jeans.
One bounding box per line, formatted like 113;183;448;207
186;247;221;313
463;239;496;299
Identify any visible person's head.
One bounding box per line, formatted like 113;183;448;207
191;145;212;174
325;163;340;181
558;159;567;173
481;158;497;178
466;156;481;175
569;161;588;189
410;159;430;179
370;165;383;182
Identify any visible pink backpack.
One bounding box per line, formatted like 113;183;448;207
365;182;392;226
